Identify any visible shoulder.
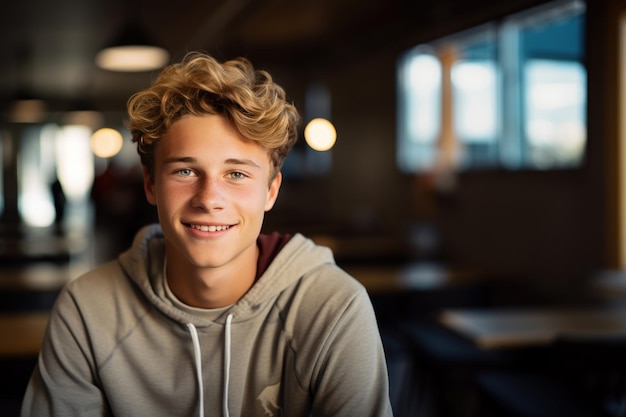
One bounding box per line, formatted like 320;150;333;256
302;263;367;302
64;260;129;298
279;263;383;382
55;259;141;320
48;259;154;354
281;263;374;332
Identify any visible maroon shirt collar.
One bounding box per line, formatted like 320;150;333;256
255;232;292;280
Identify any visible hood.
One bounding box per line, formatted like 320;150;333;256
118;224;338;417
118;224;335;327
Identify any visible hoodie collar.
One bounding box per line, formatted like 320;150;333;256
118;224;335;326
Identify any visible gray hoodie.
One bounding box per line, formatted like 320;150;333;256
21;225;393;416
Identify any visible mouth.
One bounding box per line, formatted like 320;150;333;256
187;223;233;232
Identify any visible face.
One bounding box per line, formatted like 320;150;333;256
144;114;281;274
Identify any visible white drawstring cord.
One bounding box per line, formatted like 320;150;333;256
187;323;204;417
223;314;233;417
187;314;233;417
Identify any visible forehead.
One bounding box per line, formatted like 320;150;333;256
157;114;270;162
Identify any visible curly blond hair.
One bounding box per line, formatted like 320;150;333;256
126;52;300;179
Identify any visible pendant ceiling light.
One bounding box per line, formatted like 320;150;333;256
8;44;47;123
95;22;169;72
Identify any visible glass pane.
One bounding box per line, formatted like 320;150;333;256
524;59;586;168
397;50;441;173
451;32;498;168
452;61;497;143
518;1;586;169
395;0;586;173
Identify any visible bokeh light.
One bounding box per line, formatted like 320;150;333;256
91;128;124;158
304;118;337;151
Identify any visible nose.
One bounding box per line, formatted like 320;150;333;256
191;176;224;211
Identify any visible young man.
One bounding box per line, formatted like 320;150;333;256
21;52;394;417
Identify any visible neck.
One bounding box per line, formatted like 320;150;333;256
165;247;258;309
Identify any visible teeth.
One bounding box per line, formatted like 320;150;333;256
190;224;230;232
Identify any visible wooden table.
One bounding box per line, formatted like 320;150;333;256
0;312;49;356
345;262;485;295
439;307;626;349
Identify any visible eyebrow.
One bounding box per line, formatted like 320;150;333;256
224;158;262;169
162;156;196;165
161;156;262;169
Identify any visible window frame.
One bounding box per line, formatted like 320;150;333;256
396;0;587;174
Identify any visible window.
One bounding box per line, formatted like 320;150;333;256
397;0;586;173
397;49;442;172
451;30;499;168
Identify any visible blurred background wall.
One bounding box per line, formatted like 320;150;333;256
0;0;623;302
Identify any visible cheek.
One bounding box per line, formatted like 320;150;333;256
233;187;271;213
153;181;186;209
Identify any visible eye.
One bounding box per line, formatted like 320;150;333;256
177;168;195;177
228;171;246;180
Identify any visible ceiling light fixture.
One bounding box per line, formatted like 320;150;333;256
95;23;169;72
8;98;47;124
8;45;48;123
91;128;124;158
304;118;337;151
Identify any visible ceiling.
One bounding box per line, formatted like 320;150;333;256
0;0;530;123
0;0;414;119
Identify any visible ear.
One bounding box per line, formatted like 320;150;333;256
264;172;282;212
143;167;157;206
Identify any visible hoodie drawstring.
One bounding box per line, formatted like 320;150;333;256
223;314;233;417
187;323;204;417
186;313;234;417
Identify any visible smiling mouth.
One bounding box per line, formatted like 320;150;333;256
188;224;232;232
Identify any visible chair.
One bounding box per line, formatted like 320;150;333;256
399;322;517;417
476;335;626;417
